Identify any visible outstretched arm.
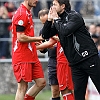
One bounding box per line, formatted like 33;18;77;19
17;32;44;42
36;38;57;50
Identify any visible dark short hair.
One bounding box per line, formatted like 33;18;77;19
38;8;49;18
55;0;71;12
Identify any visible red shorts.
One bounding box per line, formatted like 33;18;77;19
57;62;74;91
12;61;44;82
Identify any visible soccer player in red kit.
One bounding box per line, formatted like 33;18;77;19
36;37;74;100
11;0;46;100
56;41;74;100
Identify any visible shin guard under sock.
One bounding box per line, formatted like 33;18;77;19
24;94;35;100
63;93;74;100
52;97;60;100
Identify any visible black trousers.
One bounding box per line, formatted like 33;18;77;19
71;55;100;100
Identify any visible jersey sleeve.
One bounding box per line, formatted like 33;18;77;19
14;11;28;27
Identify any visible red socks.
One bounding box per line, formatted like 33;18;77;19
63;93;74;100
24;94;35;100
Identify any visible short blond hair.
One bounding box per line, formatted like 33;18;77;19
38;8;49;19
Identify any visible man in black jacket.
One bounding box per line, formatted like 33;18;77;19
41;0;100;100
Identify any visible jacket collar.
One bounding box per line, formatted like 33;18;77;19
59;10;67;18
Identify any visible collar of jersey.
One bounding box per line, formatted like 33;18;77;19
21;4;31;14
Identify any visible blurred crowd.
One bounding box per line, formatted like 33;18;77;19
0;2;17;59
87;23;100;58
72;0;100;17
33;0;100;17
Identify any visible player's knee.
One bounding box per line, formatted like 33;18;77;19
36;78;46;88
52;91;60;98
18;80;28;93
52;88;60;96
51;85;60;97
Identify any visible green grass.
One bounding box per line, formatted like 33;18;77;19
0;94;15;100
36;90;52;100
0;90;52;100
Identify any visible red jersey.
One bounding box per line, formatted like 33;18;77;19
57;41;68;63
12;4;39;65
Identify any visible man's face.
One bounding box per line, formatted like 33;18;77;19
40;14;48;24
52;0;64;14
28;0;38;7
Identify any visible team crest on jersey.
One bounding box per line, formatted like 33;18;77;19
18;20;24;26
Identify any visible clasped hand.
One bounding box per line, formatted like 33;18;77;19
48;6;59;21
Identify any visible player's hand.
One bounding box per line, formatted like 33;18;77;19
39;35;44;41
35;41;43;46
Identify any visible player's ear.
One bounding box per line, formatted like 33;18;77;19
61;4;65;10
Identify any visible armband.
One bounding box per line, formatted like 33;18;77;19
16;25;25;32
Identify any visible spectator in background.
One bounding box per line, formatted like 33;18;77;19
80;0;94;16
91;34;99;46
33;1;41;18
33;0;52;18
96;24;100;36
5;2;17;31
5;2;17;19
87;23;99;46
93;0;100;17
88;23;99;46
97;38;100;58
0;6;10;59
74;0;83;14
88;23;96;35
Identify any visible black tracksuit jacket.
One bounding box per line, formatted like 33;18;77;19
42;10;98;65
